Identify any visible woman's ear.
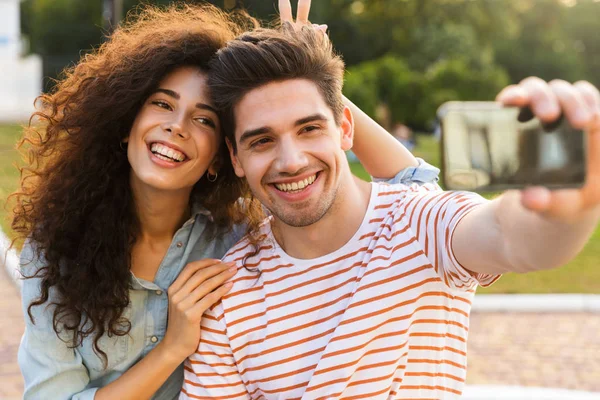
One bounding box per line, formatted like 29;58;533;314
340;106;354;151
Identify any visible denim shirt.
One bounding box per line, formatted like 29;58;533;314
18;160;439;400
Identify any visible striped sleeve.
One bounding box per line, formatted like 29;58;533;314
402;183;501;291
181;304;249;400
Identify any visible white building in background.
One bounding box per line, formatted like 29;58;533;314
0;0;42;122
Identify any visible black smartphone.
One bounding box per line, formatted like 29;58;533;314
438;101;587;192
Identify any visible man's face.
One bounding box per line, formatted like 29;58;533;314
229;79;354;228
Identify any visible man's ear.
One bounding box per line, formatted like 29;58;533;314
340;106;354;151
226;137;246;178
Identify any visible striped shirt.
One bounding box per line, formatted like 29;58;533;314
181;182;500;400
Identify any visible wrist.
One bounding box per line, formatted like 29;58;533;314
153;341;187;369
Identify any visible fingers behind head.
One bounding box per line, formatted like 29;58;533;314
297;0;312;24
279;0;293;22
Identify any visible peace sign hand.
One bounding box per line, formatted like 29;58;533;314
279;0;328;35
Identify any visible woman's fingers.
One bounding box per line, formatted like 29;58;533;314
279;0;293;23
175;262;235;300
188;282;234;320
297;0;312;24
168;258;221;294
183;268;235;310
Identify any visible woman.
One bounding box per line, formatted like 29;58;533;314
13;2;434;400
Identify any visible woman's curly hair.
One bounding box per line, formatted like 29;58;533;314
9;2;263;366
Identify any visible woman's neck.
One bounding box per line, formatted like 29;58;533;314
131;180;192;243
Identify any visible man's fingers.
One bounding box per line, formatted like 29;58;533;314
520;186;584;219
496;85;529;106
168;258;221;294
279;0;293;23
549;79;593;129
574;81;600;113
297;0;312;24
519;77;562;123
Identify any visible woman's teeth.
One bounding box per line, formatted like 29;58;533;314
274;175;317;192
150;143;186;162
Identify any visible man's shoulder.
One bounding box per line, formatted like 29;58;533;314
221;216;274;263
372;181;442;206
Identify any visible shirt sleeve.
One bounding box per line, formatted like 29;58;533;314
372;158;440;185
181;303;249;400
401;184;501;291
18;242;97;400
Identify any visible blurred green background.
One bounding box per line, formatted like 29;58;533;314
2;0;599;293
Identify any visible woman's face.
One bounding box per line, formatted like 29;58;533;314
126;66;221;194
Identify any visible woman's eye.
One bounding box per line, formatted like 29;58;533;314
194;117;216;128
152;100;172;110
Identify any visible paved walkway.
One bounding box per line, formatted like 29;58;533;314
0;267;25;399
1;267;599;398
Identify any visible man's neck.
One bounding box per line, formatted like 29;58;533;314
271;176;372;260
131;178;192;244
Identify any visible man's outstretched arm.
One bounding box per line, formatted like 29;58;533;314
452;78;600;275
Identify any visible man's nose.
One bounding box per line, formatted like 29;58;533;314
275;139;309;174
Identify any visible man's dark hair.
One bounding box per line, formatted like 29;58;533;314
208;25;346;152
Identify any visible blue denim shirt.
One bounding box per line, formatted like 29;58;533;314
18;160;439;400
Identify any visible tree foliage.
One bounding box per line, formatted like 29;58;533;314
19;0;600;128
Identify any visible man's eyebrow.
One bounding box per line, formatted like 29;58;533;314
239;114;330;145
295;113;329;125
239;127;272;145
152;88;217;114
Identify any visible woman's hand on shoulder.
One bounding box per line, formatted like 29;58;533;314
162;259;236;361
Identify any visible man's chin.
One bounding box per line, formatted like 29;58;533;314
271;205;329;228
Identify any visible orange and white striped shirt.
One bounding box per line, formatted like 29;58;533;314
182;182;500;400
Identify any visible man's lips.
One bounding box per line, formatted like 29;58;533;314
271;172;319;193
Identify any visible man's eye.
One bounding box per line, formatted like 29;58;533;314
303;125;320;133
152;100;172;110
250;138;272;148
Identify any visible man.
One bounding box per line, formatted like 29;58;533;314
181;14;600;400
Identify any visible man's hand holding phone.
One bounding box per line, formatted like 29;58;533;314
496;77;600;222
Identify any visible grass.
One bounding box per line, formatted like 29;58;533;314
0;125;598;293
0;124;24;237
350;133;600;294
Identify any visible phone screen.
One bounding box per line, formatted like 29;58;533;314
439;102;587;192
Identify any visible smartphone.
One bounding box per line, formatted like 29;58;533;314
438;101;587;192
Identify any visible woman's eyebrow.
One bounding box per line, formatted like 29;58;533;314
152;88;217;114
153;88;179;99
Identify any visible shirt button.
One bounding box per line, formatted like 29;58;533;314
176;242;183;248
155;290;163;296
151;336;158;343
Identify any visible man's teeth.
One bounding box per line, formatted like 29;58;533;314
274;175;317;192
150;143;186;162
